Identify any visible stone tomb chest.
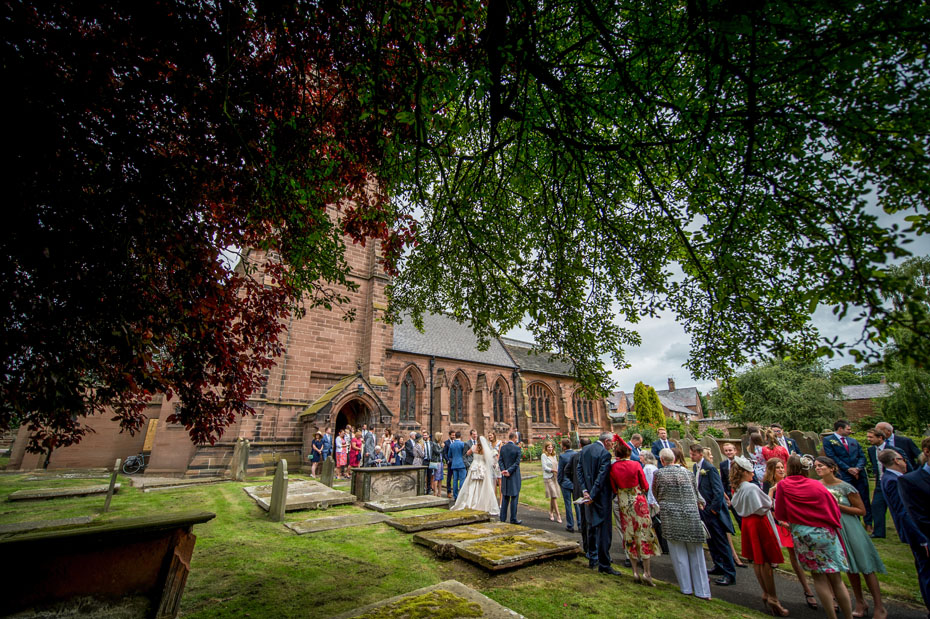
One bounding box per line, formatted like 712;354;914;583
350;465;429;502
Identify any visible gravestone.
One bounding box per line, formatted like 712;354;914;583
740;432;752;457
320;457;335;488
365;495;451;513
243;479;355;512
669;430;681;440
678;438;692;460
790;430;815;456
452;530;581;571
285;512;390;534
805;432;823;455
9;484;120;501
230;439;249;482
387;509;490;533
268;460;288;522
103;458;120;513
331;580;524;619
701;436;722;464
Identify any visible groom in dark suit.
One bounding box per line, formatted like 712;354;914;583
577;431;619;575
499;431;523;524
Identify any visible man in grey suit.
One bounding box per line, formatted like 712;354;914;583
499;431;522;524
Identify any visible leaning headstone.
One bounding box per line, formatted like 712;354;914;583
669;430;681;440
701;436;722;464
678;438;692;460
740;432;752;457
805;432;823;455
103;458;120;513
790;430;814;456
231;439;249;481
268;459;288;522
320;456;335;488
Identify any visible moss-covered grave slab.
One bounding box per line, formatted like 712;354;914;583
243;479;355;512
365;494;451;513
412;522;530;552
284;512;390;534
454;530;581;571
330;579;524;619
8;484;120;501
387;509;489;533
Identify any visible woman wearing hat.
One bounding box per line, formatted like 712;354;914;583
412;433;426;466
309;432;324;477
729;456;788;616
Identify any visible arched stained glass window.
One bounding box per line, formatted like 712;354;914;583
400;373;416;422
574;391;595;425
492;382;506;422
450;376;465;423
528;384;552;424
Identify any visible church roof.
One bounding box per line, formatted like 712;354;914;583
391;312;516;368
500;338;575;377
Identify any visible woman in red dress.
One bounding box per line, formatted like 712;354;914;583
349;431;362;468
762;429;789;465
730;455;788;617
610;440;661;585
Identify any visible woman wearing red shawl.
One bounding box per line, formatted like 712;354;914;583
774;455;852;619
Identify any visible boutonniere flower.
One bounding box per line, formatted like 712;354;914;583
700;469;708;476
830;439;840;446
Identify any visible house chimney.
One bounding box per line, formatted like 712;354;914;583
668;377;675;392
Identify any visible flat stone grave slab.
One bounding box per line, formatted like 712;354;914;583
387;509;490;533
413;522;531;553
0;516;93;536
364;494;451;513
243;479;355;512
331;579;524;619
454;529;581;571
8;484;120;501
23;469;110;481
131;475;225;489
284;512;391;534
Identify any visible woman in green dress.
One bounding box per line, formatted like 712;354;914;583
815;456;887;619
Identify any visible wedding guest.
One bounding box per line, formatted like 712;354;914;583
774;455;852;619
488;431;503;503
380;429;393;464
393;434;405;466
571;437;592;558
370;445;385;466
558;438;579;532
442;429;455;495
429;432;444;496
309;432;324;477
729;456;788;616
335;429;348;478
541;441;562;523
875;422;921;470
770;423;800;455
865;427;907;539
822;419;872;531
349;431;363;469
412;433;426;466
611;440;661;584
651;427;678;468
652;448;711;600
764;457;817;609
815;456;887;619
882;446;930;617
577;432;618;574
671;447;687;467
762;429;789;465
640;451;668;554
720;442;747;569
748;431;767;482
322;427;333;463
690;443;735;586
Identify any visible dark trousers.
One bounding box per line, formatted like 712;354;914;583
911;542;930;613
870;485;887;537
500;493;519;523
579;501;591;558
703;510;736;580
586;509;612;569
445;461;453;493
728;503;742;528
651;512;670;555
561;488;580;530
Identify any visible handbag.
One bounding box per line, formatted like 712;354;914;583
701;521;711;539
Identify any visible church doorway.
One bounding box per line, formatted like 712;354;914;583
334;399;372;436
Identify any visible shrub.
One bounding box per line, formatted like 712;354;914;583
704;426;724;439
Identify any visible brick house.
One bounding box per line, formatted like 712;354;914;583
838;383;892;422
608;378;705;423
9;239;609;475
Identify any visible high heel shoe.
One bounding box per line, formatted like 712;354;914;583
557;515;562;524
549;513;555;521
766;600;789;617
804;593;818;610
643;574;656;587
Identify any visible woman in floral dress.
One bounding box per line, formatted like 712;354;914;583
774;455;852;619
610;440;661;585
815;456;888;619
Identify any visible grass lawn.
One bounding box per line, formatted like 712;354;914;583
0;472;770;618
521;456;926;609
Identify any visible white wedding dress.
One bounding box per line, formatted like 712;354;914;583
451;437;500;515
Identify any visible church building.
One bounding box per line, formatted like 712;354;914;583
9;239;609;476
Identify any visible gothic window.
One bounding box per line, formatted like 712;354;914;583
574;392;594;424
492;382;506;422
450;376;465;423
400;373;417;422
528;384;552;425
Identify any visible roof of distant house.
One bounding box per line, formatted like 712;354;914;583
391;311;516;368
655;386;700;408
839;383;893;400
657;394;697;416
500;337;575;377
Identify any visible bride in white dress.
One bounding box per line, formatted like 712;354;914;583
450;436;500;515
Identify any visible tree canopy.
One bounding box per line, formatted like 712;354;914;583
4;0;929;451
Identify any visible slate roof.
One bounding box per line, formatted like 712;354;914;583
500;337;575;377
391;311;516;368
654;386;699;409
657;394;697;416
839;384;892;400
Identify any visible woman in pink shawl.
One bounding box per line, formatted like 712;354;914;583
773;455;852;619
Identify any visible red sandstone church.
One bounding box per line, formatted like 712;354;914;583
9;241;609;476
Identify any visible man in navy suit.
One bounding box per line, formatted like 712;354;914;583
499;431;523;524
880;447;930;616
865;427;908;538
691;443;736;586
570;438;592;558
577;432;619;574
823;419;872;528
719;442;741;527
557;438;580;532
876;422;921;470
770;423;800;455
447;432;467;499
651;427;678;468
628;433;643;466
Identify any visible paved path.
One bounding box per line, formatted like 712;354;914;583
442;489;925;617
